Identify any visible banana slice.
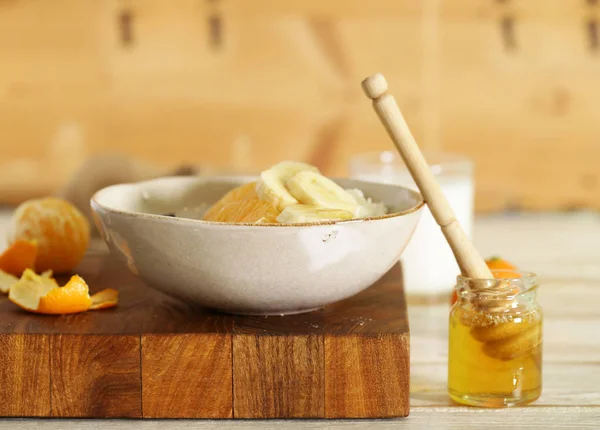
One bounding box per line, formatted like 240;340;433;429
256;161;319;211
346;188;388;218
276;205;354;224
286;171;358;213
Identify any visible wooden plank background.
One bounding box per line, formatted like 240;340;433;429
0;0;599;212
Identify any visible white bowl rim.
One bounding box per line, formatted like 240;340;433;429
91;175;425;228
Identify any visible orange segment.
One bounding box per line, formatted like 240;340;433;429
0;239;37;277
203;182;281;224
9;197;90;273
203;182;259;221
90;288;119;310
207;198;280;224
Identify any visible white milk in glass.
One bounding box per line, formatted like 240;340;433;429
350;154;474;298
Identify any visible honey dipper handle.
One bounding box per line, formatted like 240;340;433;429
362;73;492;279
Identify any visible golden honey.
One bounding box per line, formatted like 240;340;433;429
448;273;542;407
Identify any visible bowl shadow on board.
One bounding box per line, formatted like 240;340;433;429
91;175;424;316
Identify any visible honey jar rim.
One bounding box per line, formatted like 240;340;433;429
455;270;538;296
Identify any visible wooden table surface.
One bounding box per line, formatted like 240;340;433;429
0;209;599;429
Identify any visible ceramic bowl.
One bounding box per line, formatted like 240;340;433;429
90;176;424;315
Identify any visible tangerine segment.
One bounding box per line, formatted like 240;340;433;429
0;270;18;294
0;239;37;277
207;198;280;224
9;197;90;273
90;288;119;310
203;182;259;221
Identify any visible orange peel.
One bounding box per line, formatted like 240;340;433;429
90;288;119;310
8;269;118;314
0;270;18;294
1;269;53;295
37;275;92;314
0;239;37;277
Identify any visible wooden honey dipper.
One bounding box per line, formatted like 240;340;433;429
362;73;515;311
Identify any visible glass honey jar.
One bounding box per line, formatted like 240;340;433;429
448;270;542;407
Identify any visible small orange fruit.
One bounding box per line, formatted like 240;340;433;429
8;269;118;315
0;239;38;277
486;256;520;279
8;197;90;273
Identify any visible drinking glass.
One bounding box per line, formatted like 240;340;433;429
349;151;474;301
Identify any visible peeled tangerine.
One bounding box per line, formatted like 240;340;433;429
0;239;38;294
277;205;353;224
8;269;118;315
8;197;90;273
203;182;280;224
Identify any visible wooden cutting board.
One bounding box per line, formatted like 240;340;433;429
0;248;410;419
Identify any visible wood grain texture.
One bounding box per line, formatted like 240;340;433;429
0;247;409;419
363;72;491;280
3;407;600;429
141;334;233;418
1;213;600;425
320;265;410;418
0;334;51;417
325;334;410;418
50;335;141;418
0;252;236;335
1;1;599;212
232;334;325;418
322;264;408;335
